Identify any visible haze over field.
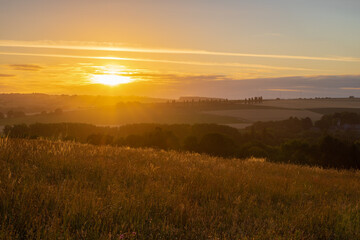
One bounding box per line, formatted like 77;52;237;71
0;0;360;98
2;1;360;239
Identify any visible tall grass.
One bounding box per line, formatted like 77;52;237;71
0;138;360;239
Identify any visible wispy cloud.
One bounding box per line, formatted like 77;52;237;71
340;87;360;90
0;40;359;62
9;64;42;71
253;33;283;38
0;73;15;77
0;51;313;71
266;88;301;92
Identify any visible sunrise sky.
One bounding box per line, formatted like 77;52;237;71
0;0;359;99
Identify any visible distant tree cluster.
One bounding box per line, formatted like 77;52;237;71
168;98;230;105
6;110;26;118
3;112;360;170
0;108;63;120
38;108;63;116
315;112;360;129
244;97;263;104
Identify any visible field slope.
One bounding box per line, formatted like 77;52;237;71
1;139;360;239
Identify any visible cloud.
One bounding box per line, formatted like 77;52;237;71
254;33;283;38
340;87;360;90
151;74;360;99
9;64;43;71
0;51;313;71
96;74;360;98
266;89;301;92
0;73;15;77
120;73;233;83
3;70;360;99
0;40;359;62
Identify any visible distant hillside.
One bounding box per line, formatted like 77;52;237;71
1;138;359;239
0;93;168;113
178;96;226;102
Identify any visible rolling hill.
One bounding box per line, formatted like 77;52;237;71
1;138;359;239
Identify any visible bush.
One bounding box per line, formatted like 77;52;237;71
199;133;237;157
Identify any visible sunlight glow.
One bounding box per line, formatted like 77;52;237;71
92;74;133;86
90;65;134;86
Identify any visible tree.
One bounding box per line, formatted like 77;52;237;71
7;110;13;118
145;128;179;150
199;133;236;157
7;110;25;118
301;117;313;130
183;136;198;152
87;134;113;145
54;108;63;115
319;135;354;169
125;134;145;148
4;124;29;138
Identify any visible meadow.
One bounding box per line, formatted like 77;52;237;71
0;103;242;127
1;138;360;239
205;98;360;124
2;97;360;130
204;109;322;123
257;98;360;110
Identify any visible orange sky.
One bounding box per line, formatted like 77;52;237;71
0;0;359;98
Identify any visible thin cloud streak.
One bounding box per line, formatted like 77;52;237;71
266;88;301;92
0;52;313;71
9;64;43;71
0;73;16;77
340;87;360;90
0;40;359;62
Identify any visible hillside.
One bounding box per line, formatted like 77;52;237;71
2;97;360;130
0;93;168;114
1;139;360;239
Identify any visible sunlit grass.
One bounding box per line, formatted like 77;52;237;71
0;138;360;239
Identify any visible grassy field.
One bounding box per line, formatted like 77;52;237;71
204;109;323;123
308;108;360;115
0;105;242;127
1;139;360;239
258;98;360;110
204;99;360;124
2;98;360;129
0;102;282;128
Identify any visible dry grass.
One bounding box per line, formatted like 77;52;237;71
1;138;360;239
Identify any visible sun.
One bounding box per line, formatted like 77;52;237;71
91;74;133;86
89;65;135;86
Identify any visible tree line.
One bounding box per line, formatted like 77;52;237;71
2;112;360;170
0;108;63;119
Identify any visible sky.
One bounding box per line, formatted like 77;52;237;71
0;0;359;99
